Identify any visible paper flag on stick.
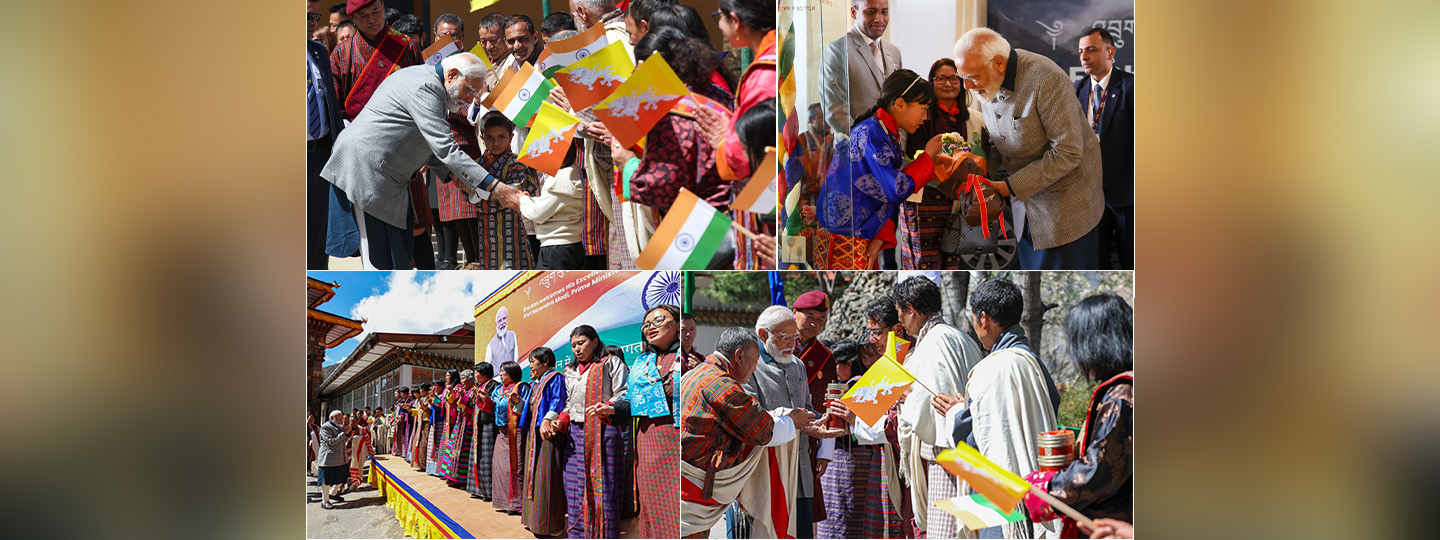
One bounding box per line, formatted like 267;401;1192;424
839;332;915;426
592;52;689;150
934;443;1033;513
467;42;493;70
517;101;581;177
481;68;518;108
635;188;732;270
555;40;634;112
933;494;1026;531
422;38;460;66
731;147;778;214
536;23;609;77
490;62;555;128
469;0;502;13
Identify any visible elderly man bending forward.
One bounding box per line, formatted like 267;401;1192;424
322;52;524;269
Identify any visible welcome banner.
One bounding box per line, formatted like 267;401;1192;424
473;271;685;381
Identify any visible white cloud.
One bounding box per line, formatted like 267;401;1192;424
348;271;518;337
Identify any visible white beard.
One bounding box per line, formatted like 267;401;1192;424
763;335;797;364
445;83;465;113
972;80;1001;104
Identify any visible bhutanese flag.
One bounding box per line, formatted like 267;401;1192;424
731;146;778;214
933;494;1027;531
517;101;580;176
469;0;502;13
839;332;914;426
490;62;555;127
592;52;689;150
536;23;608;77
635;188;732;270
467;41;493;70
422;38;461;66
934;443;1033;513
554;40;634;112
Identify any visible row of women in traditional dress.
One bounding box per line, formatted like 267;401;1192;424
802;59;991;270
806;290;1133;539
380;304;687;538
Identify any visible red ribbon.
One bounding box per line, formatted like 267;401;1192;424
958;174;1009;239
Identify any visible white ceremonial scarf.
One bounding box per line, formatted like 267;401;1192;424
967;347;1059;539
896;318;983;533
681;436;799;539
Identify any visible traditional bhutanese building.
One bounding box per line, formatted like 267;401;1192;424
308;277;364;419
316;323;476;415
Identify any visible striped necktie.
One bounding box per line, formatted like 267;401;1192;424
1091;82;1104;135
307;53;326;141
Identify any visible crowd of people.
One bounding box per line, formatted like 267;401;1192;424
680;277;1134;538
308;305;693;539
789;0;1133;271
307;0;780;271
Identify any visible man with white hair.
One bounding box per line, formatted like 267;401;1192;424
737;306;846;538
954;27;1105;270
485;306;518;373
316;409;352;509
321;52;525;269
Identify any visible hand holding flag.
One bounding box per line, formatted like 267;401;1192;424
839;332;916;426
517;101;582;177
934;443;1097;530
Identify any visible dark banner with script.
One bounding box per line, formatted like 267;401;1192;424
988;0;1134;82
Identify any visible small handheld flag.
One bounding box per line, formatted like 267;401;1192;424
731;147;778;215
467;42;493;70
490;62;556;127
592;52;689;150
536;24;610;77
469;0;502;13
518;101;581;176
839;332;915;426
422;38;461;66
555;40;634;111
933;494;1026;531
934;443;1033;513
635;188;732;270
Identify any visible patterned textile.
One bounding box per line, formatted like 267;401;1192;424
628;85;733;215
439;385;477;484
635;417;681;539
425;418;443;475
817;228;871;270
1037;373;1133;531
492;427;524;512
861;442;908;538
477;151;538;270
523;371;567;536
923;456;961;539
816;443;874;539
679;356;774;472
730;210;775;270
718;30;777;180
629;352;679;421
469;411;497;498
818;110;933;241
565;423;623;538
437;113;482;222
897;185;964;270
328;26;423;120
580;172;609;257
347;427;373;487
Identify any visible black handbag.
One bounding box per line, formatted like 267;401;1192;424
940;210;1000;255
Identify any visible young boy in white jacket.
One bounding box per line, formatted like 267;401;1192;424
516;141;587;269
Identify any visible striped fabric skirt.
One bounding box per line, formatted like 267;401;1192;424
817;229;873;270
863;444;908;538
635;417;680;539
440;419;473;485
564;423;623;538
426;422;444;476
479;209;533;270
492;427;524;513
816;443;874;539
897;188;963;270
619;423;636;518
923;456;962;539
468;413;497;499
411;422;428;470
522;424;569;536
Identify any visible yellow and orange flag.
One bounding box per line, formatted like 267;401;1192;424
592;52;689;150
839;332;914;426
517;101;581;176
934;443;1034;513
554;40;634;112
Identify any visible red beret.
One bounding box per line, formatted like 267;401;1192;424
793;291;830;311
346;0;377;15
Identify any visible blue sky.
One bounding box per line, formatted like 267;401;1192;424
308;271;520;367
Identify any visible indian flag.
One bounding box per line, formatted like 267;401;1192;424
490;62;555;127
422;38;460;66
536;23;609;77
635;188;732;270
731;146;778;214
934;495;1027;531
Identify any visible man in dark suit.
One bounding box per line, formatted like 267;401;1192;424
308;1;345;269
1075;27;1134;270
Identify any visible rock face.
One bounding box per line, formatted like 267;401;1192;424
818;271;897;345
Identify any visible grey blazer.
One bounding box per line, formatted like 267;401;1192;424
983;49;1104;250
317;420;350;467
320;65;498;229
742;344;817;499
819;27;902;135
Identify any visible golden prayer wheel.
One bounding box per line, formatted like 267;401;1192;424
1037;430;1076;472
825;383;849;429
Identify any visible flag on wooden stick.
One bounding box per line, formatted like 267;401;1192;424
554;40;634;111
839;332;914;426
635;188;732;270
517;101;581;176
592;52;689;150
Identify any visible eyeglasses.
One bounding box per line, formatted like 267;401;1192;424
770;331;799;342
711;11;724;23
933;76;962;85
641;317;673;330
307;12;322;22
